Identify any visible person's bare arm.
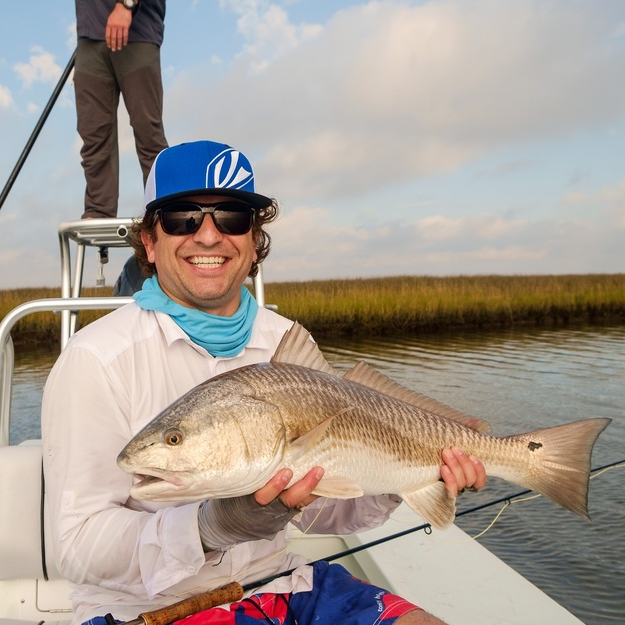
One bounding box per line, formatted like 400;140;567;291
396;608;450;625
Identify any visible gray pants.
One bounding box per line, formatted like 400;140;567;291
75;39;168;218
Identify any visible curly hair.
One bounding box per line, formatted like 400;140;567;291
129;199;279;279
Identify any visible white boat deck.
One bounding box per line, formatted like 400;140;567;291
289;503;584;625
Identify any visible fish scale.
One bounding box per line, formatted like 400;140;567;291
118;323;611;529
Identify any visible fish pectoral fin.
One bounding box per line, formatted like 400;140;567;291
312;475;365;499
288;405;355;457
400;482;456;530
288;418;335;457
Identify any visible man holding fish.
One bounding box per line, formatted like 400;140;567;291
42;140;486;625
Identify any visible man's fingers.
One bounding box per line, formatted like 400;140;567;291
441;447;486;496
279;467;324;509
106;28;129;51
253;468;293;507
106;8;132;51
253;467;324;509
470;455;487;489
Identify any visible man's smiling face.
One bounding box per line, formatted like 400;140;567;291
142;195;257;316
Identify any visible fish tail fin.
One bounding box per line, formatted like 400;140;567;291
512;417;611;518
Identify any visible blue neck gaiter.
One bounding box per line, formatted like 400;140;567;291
134;275;258;358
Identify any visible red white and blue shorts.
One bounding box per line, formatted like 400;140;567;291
176;562;418;625
177;562;420;625
85;562;420;625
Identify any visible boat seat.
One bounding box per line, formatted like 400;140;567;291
0;440;60;580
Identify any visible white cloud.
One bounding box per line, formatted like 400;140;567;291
13;46;62;88
0;84;12;108
415;215;528;242
562;180;625;230
67;22;77;52
222;0;323;71
166;0;625;205
563;179;625;210
0;211;17;227
265;199;625;281
116;106;137;156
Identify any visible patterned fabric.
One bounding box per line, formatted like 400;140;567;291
177;562;420;625
81;563;419;625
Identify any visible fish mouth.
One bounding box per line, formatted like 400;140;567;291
129;469;192;500
133;472;178;488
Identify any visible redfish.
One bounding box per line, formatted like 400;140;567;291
117;323;610;529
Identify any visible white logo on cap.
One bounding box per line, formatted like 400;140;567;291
206;149;253;190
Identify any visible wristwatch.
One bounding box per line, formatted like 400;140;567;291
118;0;138;10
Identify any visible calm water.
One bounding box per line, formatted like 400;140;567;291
8;325;625;624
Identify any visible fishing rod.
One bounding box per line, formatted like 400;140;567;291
253;457;625;586
0;48;77;212
109;457;625;625
106;583;245;625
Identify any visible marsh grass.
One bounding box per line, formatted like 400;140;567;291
264;274;625;336
0;286;114;346
1;274;624;346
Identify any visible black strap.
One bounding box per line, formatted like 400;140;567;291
40;461;49;582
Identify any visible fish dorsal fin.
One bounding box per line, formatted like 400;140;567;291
343;361;490;433
271;322;339;376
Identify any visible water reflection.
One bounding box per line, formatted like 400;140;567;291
10;346;58;444
317;324;625;625
318;325;624;463
8;325;625;623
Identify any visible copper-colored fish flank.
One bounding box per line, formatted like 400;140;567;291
118;323;611;530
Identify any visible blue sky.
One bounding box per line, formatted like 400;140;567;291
1;0;624;289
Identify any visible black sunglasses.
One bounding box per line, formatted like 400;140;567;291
155;201;256;236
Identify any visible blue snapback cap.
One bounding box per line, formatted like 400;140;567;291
144;140;272;211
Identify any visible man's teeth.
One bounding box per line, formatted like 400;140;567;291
188;256;226;267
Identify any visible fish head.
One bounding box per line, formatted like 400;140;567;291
117;380;287;502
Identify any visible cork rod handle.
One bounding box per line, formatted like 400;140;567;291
138;582;244;625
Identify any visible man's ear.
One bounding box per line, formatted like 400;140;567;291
141;230;156;264
252;231;258;262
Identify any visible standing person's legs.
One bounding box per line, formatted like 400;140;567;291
115;43;168;185
75;39;121;219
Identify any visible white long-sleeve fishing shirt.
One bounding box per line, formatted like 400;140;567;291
42;302;401;624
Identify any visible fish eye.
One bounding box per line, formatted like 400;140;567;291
164;428;184;446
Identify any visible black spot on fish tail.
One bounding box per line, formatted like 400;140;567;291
516;417;610;519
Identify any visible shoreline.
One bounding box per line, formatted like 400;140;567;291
3;273;624;346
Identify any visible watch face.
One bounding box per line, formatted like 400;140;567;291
122;0;137;8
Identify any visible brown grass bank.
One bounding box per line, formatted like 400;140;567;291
2;274;624;346
0;287;114;347
264;274;625;337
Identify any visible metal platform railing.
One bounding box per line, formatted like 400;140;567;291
0;297;132;447
58;219;135;345
58;219;268;347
